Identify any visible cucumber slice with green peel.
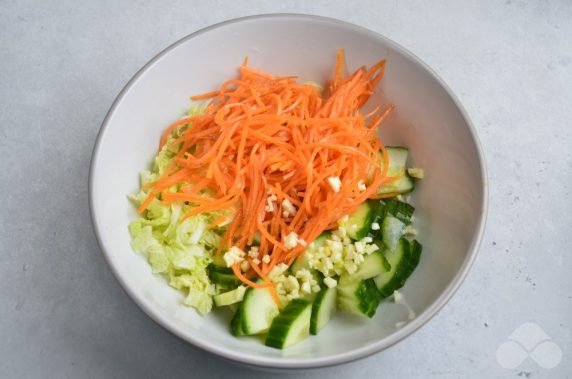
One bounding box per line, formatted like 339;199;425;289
208;263;255;289
375;239;409;297
265;299;312;349
382;199;415;225
291;232;330;273
376;147;415;195
230;309;244;336
290;252;315;275
213;286;246;307
310;287;337;335
210;272;242;288
240;286;280;335
207;262;231;273
207;265;242;288
385;146;409;177
382;216;406;251
307;233;331;252
352;250;390;280
409;239;422;268
337;276;381;318
368;199;415;242
291;233;328;289
377;174;415;195
374;239;422;298
340;201;375;240
368;199;386;223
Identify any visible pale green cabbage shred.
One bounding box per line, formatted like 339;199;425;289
128;105;225;315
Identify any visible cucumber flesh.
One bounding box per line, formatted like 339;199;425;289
382;199;415;225
385;146;409;177
240;286;280;335
337;276;381;318
369;198;415;246
291;232;330;273
310;287;337;335
377;174;415;195
265;299;312;349
340;202;375;240
352;250;390;280
290;233;327;293
213;286;246;307
382;216;406;251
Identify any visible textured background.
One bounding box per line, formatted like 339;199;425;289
1;0;571;378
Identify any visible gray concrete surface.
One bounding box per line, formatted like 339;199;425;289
1;0;571;378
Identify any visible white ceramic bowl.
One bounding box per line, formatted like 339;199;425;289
90;14;487;369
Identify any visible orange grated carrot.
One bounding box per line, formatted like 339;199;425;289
138;49;394;296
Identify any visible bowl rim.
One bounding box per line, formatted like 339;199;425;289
89;13;488;369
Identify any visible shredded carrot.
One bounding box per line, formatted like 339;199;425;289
231;264;271;288
139;49;395;296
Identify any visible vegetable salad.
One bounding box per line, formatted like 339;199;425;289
129;50;423;349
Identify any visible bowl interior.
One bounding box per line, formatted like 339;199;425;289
90;15;485;368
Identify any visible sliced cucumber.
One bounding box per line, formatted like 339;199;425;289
352;250;390;280
366;200;386;240
310;287;337;335
207;264;242;289
291;232;330;273
340;201;375;240
213;286;246;307
382;216;406;251
265;299;312;349
207;263;234;273
240;286;280;335
337;276;381;318
377;147;415;195
290;253;310;273
374;238;421;298
378;174;415;195
374;239;408;297
368;199;415;242
230;309;244;336
408;239;422;274
385;146;409;177
209;273;242;289
383;199;415;225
